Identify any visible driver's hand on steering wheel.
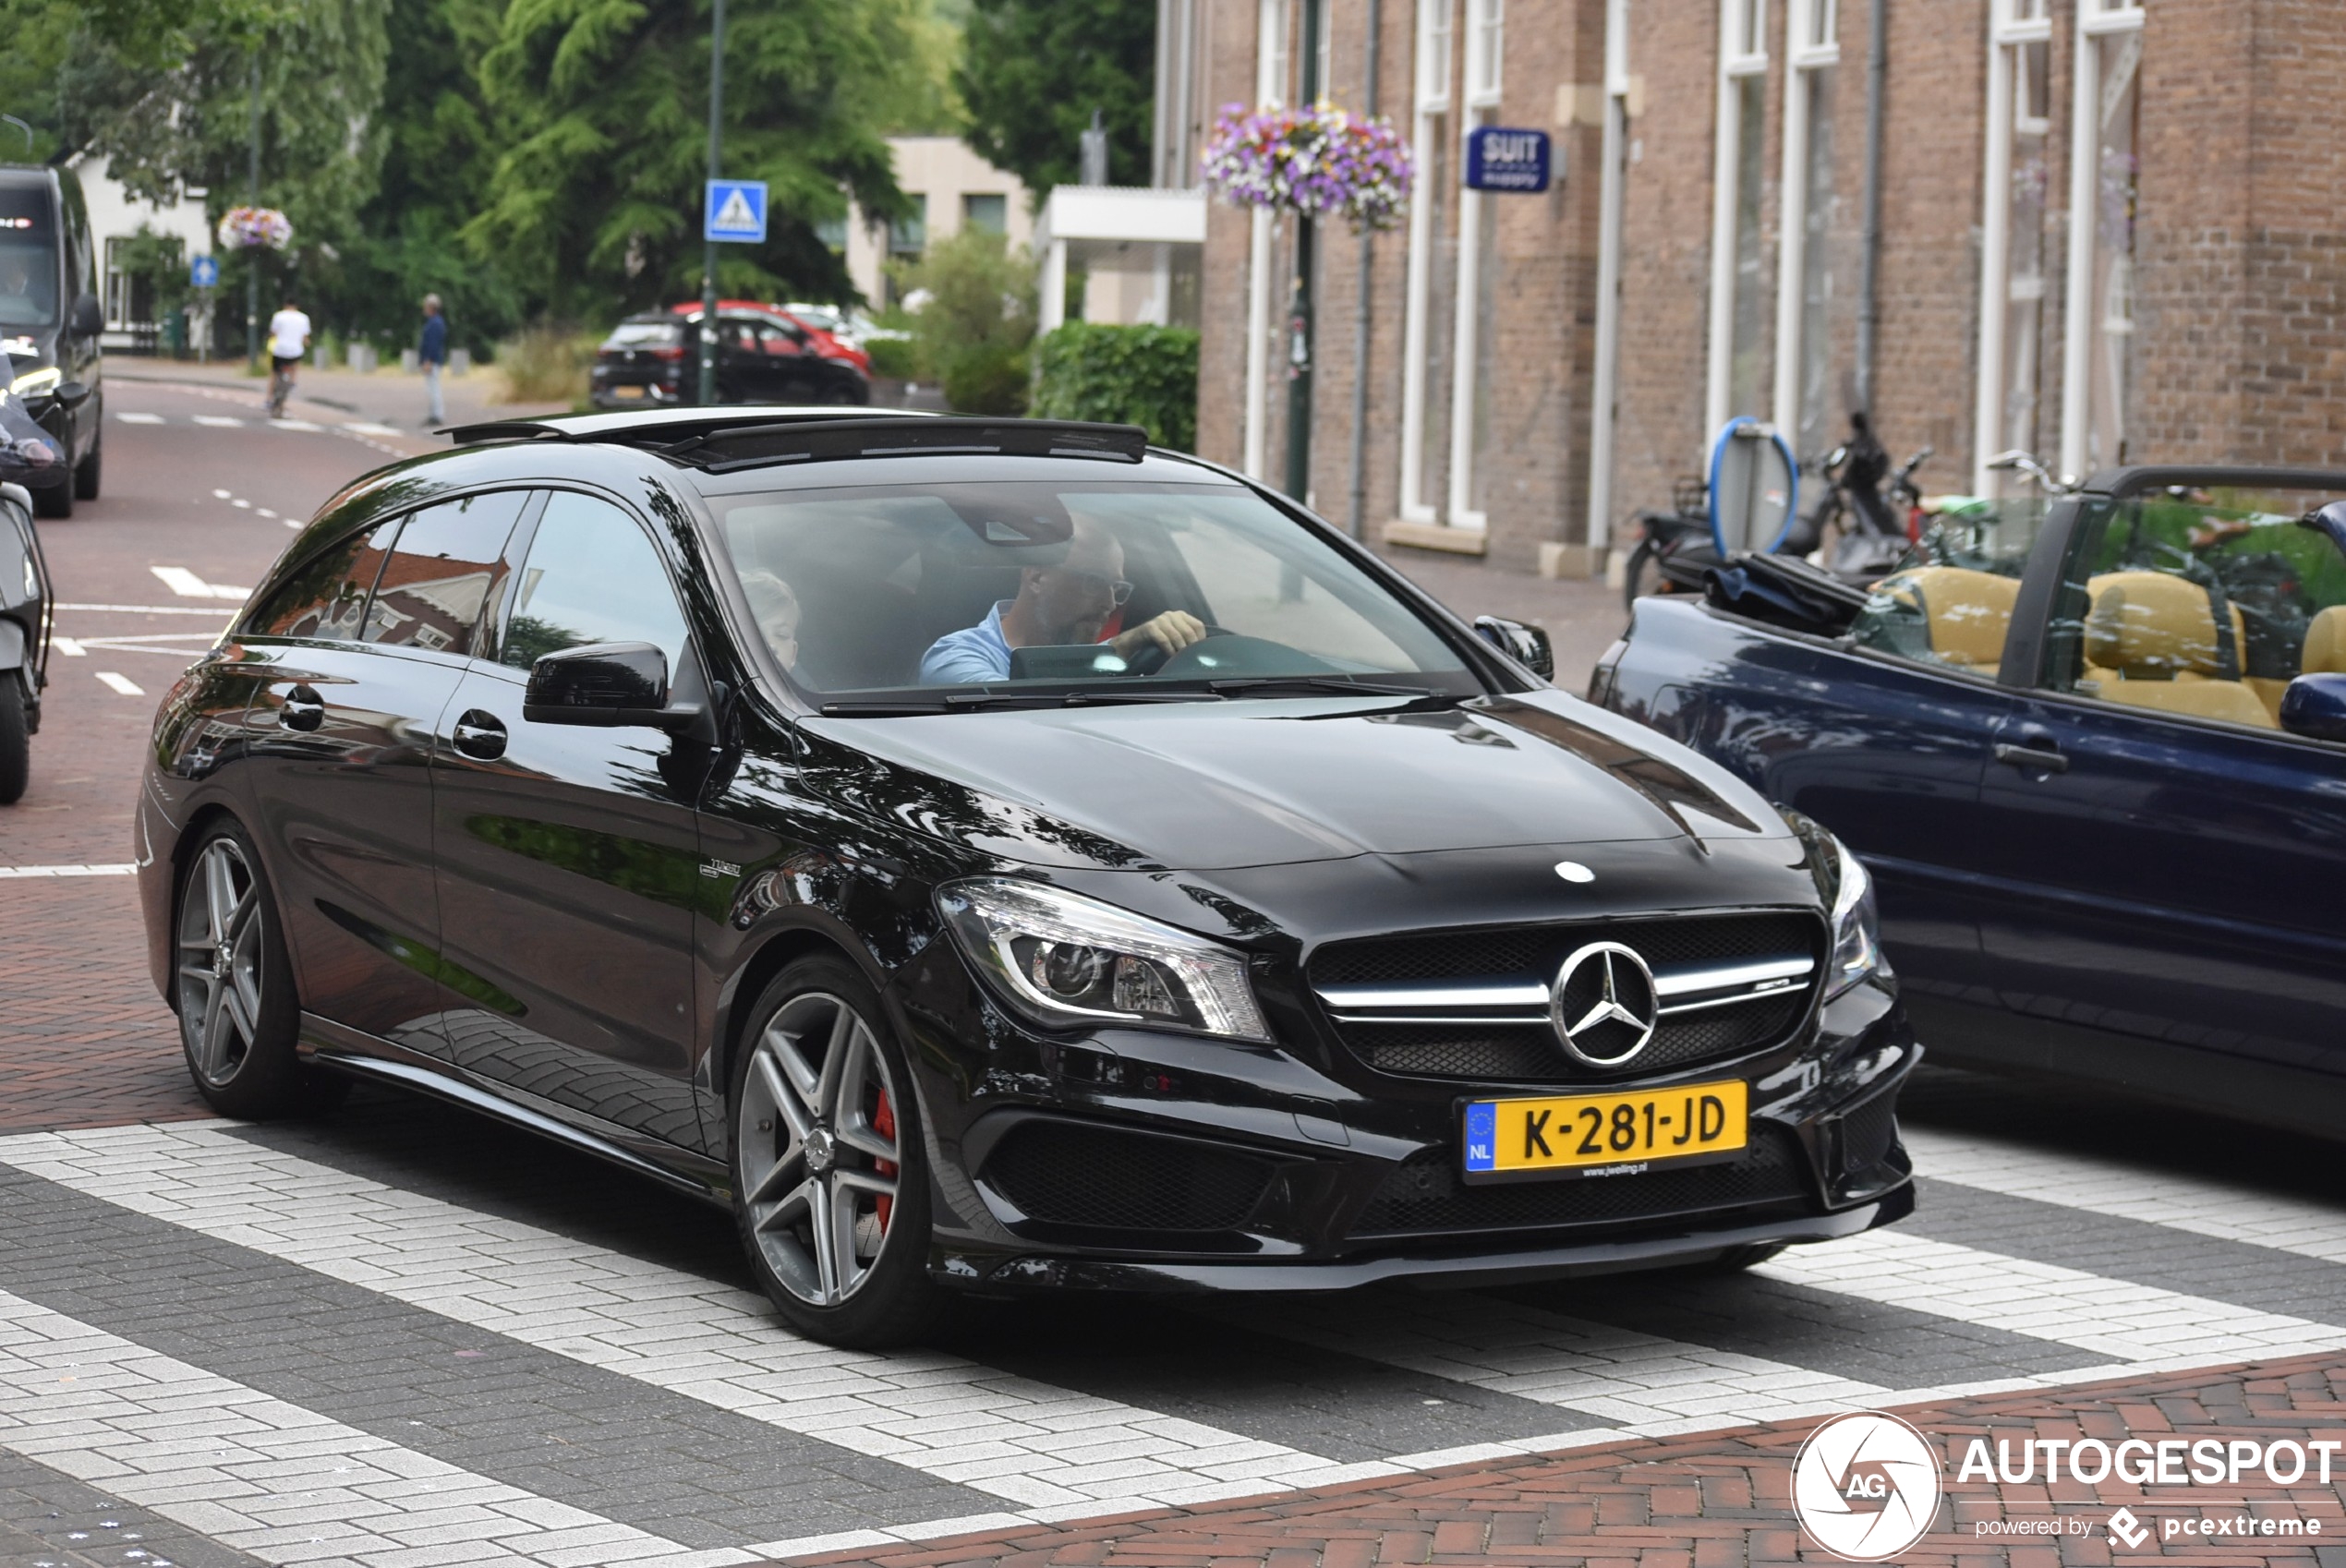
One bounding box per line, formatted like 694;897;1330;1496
1110;610;1208;663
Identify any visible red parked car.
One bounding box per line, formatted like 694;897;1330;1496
671;300;871;375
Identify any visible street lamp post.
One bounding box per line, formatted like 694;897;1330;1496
246;54;260;367
1281;1;1323;503
698;0;726;405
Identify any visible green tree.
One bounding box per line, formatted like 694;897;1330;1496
466;0;925;320
956;0;1152;200
892;226;1034;415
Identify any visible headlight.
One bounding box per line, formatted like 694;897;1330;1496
937;878;1271;1042
1826;833;1884;998
8;366;59;399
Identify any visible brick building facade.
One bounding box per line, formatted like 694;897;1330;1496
1186;0;2346;581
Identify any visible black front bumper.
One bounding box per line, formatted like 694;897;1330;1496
892;935;1920;1296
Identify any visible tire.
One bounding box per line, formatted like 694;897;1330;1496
0;676;26;804
173;820;347;1118
73;435;99;501
730;955;943;1348
30;476;69;519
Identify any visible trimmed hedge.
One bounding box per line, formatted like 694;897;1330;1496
1028;322;1200;452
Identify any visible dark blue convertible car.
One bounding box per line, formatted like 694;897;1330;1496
1592;465;2346;1139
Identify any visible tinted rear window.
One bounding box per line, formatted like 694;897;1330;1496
360;490;530;656
246;520;399;641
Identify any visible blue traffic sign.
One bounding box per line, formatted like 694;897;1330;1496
189;254;220;288
1464;127;1553;193
704;179;769;244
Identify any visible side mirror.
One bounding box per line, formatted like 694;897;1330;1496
523;641;700;730
2279;671;2346;743
1472;615;1554;681
51;380;90;411
70;293;102;340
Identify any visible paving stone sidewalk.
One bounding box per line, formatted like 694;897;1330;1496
780;1352;2346;1567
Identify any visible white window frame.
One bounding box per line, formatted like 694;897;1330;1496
1705;0;1770;439
1397;0;1453;523
1444;0;1503;531
1971;0;2054;490
1770;0;1834;444
1242;0;1291;479
2058;0;2145;481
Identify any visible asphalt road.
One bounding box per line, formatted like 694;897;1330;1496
3;387;2343;1568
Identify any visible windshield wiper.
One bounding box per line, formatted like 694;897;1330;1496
1205;675;1450;701
820;690;1224;717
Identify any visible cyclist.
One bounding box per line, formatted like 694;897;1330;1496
266;296;311;418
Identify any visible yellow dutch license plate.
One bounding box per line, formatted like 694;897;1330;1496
611;384;647;399
1462;1080;1748;1182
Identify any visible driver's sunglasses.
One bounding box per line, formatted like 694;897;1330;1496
1059;568;1134;606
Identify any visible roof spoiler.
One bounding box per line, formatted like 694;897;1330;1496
443;411;1151;468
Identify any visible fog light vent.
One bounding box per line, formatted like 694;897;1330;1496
981;1121;1273;1233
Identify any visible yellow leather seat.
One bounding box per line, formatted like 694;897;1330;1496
1876;565;2017;676
2304;605;2346;674
2081;571;2274;728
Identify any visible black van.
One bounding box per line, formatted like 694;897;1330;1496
0;165;103;518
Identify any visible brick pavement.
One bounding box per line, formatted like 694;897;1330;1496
779;1352;2346;1567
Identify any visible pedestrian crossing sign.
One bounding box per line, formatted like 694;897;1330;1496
705;179;768;244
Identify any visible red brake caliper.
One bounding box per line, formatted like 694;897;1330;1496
873;1089;899;1232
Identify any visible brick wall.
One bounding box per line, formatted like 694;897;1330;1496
1195;0;2346;582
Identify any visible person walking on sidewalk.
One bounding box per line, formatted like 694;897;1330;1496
417;294;448;427
265;297;310;418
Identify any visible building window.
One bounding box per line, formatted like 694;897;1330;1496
889;195;927;258
1775;0;1837;459
1973;0;2055;490
2059;0;2144;478
1398;0;1453;523
1707;0;1771;436
961;193;1007;235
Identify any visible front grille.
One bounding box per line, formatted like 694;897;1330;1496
1312;912;1817;988
979;1121;1274;1233
1312;912;1820;1085
1355;992;1807;1083
1348;1125;1811;1239
1835;1087;1900;1176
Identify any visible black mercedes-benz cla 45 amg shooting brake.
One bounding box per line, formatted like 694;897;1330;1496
138;410;1916;1346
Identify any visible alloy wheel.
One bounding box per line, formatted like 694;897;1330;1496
176;837;265;1086
737;991;903;1308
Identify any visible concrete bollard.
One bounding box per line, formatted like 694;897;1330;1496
401;348;419;373
449;347;472;377
345;343;378;373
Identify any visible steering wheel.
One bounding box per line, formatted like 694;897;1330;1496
1121;624;1230;676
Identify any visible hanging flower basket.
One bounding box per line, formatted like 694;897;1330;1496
216;207;293;252
1200;103;1413;232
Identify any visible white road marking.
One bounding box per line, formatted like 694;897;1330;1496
232;498;251;509
270;419;322;432
189;415;244;428
0;1125;1388;1514
343;420;401;436
0;862;139;878
1756;1228;2346;1364
115;411;165;425
257;507;277;517
148;567;248;600
1906;1125;2346;1266
0;1289;748;1568
93;671;145;696
48;635;83;656
212;488;231;499
284;515;302;527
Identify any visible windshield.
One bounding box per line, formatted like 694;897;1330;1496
711;478;1476;701
0;186;59;327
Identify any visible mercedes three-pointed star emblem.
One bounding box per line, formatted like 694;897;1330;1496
1549;940;1661;1066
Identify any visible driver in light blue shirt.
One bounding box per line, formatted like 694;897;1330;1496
920;517;1206;683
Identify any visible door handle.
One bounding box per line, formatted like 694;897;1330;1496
452;708;507;761
1993;742;2069;774
280;683;324;731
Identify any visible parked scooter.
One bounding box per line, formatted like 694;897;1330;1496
0;376;80;802
1622;414;1930;608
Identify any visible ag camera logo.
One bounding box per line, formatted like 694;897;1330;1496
1792;1412;1942;1561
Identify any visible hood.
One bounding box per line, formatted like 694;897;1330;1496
799;690;1787;872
